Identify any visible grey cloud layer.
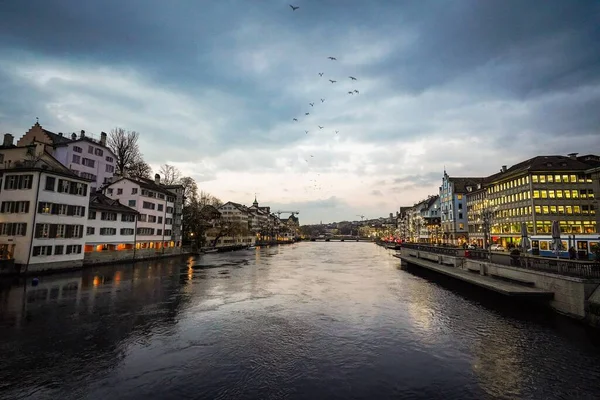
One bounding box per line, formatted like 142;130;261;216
1;0;599;222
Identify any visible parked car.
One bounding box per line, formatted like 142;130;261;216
490;244;505;252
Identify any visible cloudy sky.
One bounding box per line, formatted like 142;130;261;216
1;1;599;224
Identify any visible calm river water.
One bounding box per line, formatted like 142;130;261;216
1;242;600;399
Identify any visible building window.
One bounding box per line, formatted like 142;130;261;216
120;228;134;235
54;245;64;255
32;246;52;256
132;188;138;194
157;229;162;236
89;211;96;220
117;188;123;195
106;165;115;173
148;215;157;223
106;156;114;162
101;212;117;221
88;146;94;154
87;227;95;235
82;158;95;168
157;204;164;211
73;146;82;153
45;176;56;191
121;214;136;222
128;200;136;207
72;155;81;164
459;223;464;230
100;227;116;235
143;201;155;210
66;245;82;254
158;216;163;224
94;148;103;156
4;174;33;190
458;213;463;219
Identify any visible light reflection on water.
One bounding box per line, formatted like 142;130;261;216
1;243;599;400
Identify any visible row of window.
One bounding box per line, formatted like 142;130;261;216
88;211;136;222
86;227;135;235
34;224;84;239
136;228;173;236
138;214;173;224
4;175;33;190
38;202;86;217
77;145;116;163
45;176;88;196
1;201;30;214
533;189;594;200
491;221;596;235
33;244;82;256
0;223;27;236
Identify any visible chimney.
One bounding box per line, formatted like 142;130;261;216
100;131;107;146
501;165;507;172
80;130;85;138
3;133;14;147
567;152;578;160
154;173;161;185
71;133;77;140
58;132;63;137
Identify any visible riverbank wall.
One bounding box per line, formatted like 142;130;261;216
396;244;600;328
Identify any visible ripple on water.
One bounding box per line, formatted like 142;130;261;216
1;243;600;400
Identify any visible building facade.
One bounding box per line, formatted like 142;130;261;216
84;193;139;263
104;175;181;252
0;142;91;272
486;155;598;248
16;122;116;190
439;171;485;245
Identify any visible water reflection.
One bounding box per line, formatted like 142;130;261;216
0;244;599;400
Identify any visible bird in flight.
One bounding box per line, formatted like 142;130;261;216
305;130;309;134
290;5;299;11
328;57;337;60
349;76;357;80
318;125;324;129
293;118;298;121
310;155;314;157
305;112;310;115
318;72;324;77
309;102;314;107
354;89;359;94
335;130;339;134
329;79;336;83
348;91;354;95
320;98;325;103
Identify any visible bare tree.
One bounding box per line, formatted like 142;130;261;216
159;164;182;185
128;160;152;179
108;128;141;176
199;190;223;208
180;176;198;205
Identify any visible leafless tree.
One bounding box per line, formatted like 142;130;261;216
159;164;182;185
128;160;152;179
180;176;198;205
108;128;142;176
199;190;223;208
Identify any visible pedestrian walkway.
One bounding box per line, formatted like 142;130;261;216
394;254;554;298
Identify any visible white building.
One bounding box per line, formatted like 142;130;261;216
0;139;91;272
103;174;181;252
84;193;138;263
16;122;116;190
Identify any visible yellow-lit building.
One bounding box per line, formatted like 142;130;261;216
483;154;597;247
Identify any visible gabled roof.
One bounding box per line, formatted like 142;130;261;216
486;155;598;184
90;193;138;214
107;176;175;196
447;177;487;193
219;201;249;213
42;128;72;145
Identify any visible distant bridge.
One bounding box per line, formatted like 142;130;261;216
308;236;372;242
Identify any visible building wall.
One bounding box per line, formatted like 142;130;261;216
0;170;90;267
104;179;175;245
86;210;136;245
15;124;53;147
54;140;116;189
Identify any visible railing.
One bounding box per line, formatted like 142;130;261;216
401;243;462;257
510;255;600;279
465;249;490;261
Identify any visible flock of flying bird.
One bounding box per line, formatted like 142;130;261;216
288;4;362;193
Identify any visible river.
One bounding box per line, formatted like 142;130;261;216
1;242;599;399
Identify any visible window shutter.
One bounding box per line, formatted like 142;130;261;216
51;203;59;215
50;225;58;238
35;224;43;238
65;225;73;238
67;205;74;216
